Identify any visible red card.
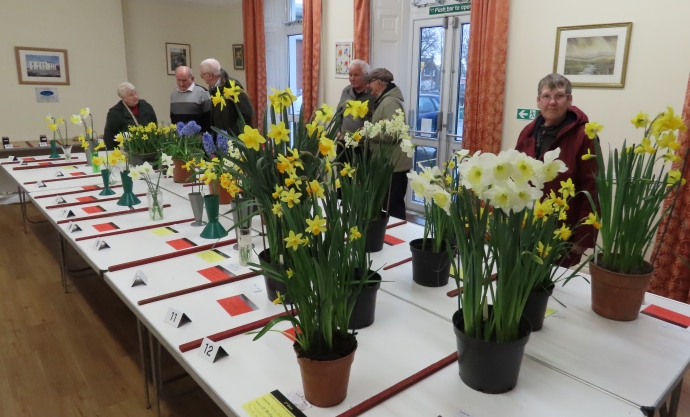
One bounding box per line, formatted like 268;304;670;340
384;234;405;245
76;196;98;203
198;265;232;282
23;158;36;162
93;222;119;232
166;238;197;250
217;294;258;316
82;185;99;191
70;172;86;177
641;304;690;328
38;162;51;166
282;327;302;342
82;205;106;214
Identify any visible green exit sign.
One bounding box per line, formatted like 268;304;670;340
517;109;540;120
429;4;471;15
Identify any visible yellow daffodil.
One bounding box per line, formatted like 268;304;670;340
583;212;602;230
581;149;595;161
276;154;292;174
537;241;552;258
284;230;303;251
652;106;687;136
211;89;226;111
630;111;649;129
182;160;195;171
200;169;217;185
306;180;325;199
273;291;284;305
114;133;124;145
306;121;323;137
238;126;266;151
634;136;655;155
70;115;81;125
45;114;53;122
280;188;302;208
554;224;572;241
305;215;327;235
335;178;341;189
314;104;334;124
286;269;294;279
349;226;362;241
268;88;283;112
280;87;298;108
272;185;283;199
657;131;676;149
339;162;355;178
667;169;687;186
584;122;604;139
344;100;369;119
268;122;291;145
351;130;362;143
534;199;553;219
56;117;64;124
272;202;283;218
558;178;575;200
558;210;567;221
318;135;337;160
92;156;105;166
86;128;93;135
94;141;105;151
47;123;58;132
662;152;681;163
223;80;243;103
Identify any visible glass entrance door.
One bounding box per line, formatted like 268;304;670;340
407;15;470;211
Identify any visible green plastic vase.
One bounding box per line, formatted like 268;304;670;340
49;140;60;158
200;194;228;239
99;169;116;196
117;170;141;206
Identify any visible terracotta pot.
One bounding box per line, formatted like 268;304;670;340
208;180;233;205
172;158;192;183
296;345;357;407
590;260;653;321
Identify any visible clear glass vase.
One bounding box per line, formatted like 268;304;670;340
61;144;73;161
147;189;164;221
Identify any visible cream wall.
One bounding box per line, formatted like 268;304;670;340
319;0;354;108
502;0;690;152
0;0;128;142
121;0;245;124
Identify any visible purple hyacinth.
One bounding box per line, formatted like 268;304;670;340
216;137;229;154
180;120;202;136
202;132;216;155
176;122;185;136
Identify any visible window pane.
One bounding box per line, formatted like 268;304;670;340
411;146;437;203
291;0;303;21
287;34;303;116
455;23;470;139
416;26;445;139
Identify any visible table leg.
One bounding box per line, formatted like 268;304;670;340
18;186;27;234
659;378;683;417
138;320;151;409
59;233;68;293
149;331;161;417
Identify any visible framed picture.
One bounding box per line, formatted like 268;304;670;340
233;44;244;70
166;43;191;75
15;47;69;85
553;22;632;88
335;42;353;78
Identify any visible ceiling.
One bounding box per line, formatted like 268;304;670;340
132;0;242;7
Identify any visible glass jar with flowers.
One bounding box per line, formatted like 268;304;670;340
71;107;100;171
585;108;687;321
128;153;174;221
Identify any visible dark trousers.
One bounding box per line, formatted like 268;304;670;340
384;171;409;220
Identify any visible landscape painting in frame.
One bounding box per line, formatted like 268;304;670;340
553;23;632;88
166;43;191;75
15;47;69;85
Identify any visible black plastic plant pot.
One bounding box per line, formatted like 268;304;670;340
409;238;451;287
522;283;555;331
258;249;290;303
452;309;532;394
364;215;389;253
349;270;382;330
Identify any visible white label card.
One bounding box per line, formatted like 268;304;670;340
38;142;48;147
20;161;28;165
67;222;81;233
198;337;228;363
60;209;75;218
8;155;15;161
131;270;148;287
36;181;46;188
55;196;66;204
55;171;64;177
164;307;191;328
4;144;13;149
94;239;110;250
251;283;263;293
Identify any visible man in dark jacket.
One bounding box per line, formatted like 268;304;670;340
103;82;157;149
515;73;597;267
199;58;253;135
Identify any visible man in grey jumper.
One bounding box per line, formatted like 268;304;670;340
170;66;212;132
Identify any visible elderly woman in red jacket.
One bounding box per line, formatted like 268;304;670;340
515;74;597;268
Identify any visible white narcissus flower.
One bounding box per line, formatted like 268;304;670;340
400;139;415;157
128;167;141;180
510;180;543;210
140;162;153;174
538;148;567;184
454;149;470;160
161;152;173;167
80;108;90;117
166;166;174;177
483;184;523;214
407;170;431;197
70;115;82;125
432;188;452;215
492;149;519;184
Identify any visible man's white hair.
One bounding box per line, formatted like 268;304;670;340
200;58;222;76
117;82;136;98
350;59;370;75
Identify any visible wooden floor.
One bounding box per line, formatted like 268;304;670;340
1;202;689;416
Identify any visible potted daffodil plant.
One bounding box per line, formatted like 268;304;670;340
586;107;688;321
